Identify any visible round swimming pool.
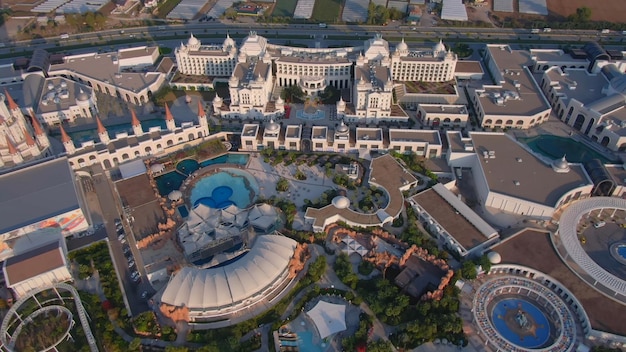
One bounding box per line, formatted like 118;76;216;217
610;242;626;265
190;169;259;209
490;298;551;349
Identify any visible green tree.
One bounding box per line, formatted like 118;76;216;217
281;85;305;103
128;338;141;351
461;260;477;280
569;6;592;22
276;177;289;192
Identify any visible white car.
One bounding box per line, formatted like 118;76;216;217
593;221;606;228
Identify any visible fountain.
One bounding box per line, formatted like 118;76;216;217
296;97;325;120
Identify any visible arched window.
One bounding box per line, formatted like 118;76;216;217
600;136;610;147
103;159;112;169
505;120;513;125
188;133;194;140
122;153;129;160
145;146;152;154
134;151;140;156
484;119;493;125
516;120;524;125
495;119;503;125
167;140;174;146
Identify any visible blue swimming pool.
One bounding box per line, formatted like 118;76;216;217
519;135;616;163
618;245;626;260
296;331;324;352
156;154;250;196
491;298;551;349
190;169;259;209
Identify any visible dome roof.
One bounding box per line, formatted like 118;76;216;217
168;190;183;201
187;34;199;46
332;196;350;209
223;34;235;48
77;89;89;101
336;120;349;133
266;118;279;132
552;155;570;173
487;251;502;264
433;39;446;53
396;39;408;52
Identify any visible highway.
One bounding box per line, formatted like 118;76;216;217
1;22;623;60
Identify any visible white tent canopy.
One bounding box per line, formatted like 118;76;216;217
341;236;368;257
168;190;183;201
306;300;347;339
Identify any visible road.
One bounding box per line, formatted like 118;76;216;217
1;22;623;61
88;164;152;316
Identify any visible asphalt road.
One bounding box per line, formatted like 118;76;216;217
89;165;152;316
1;22;623;61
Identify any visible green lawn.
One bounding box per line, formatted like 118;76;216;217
311;0;342;23
271;0;297;17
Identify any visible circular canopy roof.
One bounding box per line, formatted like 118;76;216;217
168;190;182;201
266;119;280;132
150;163;164;173
336;121;349;133
487;251;501;264
332;196;350;209
161;235;296;310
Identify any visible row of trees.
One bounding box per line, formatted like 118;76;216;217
366;3;405;25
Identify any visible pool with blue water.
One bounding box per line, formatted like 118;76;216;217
155;153;250;196
491;298;551;349
190;168;259;209
296;331;324;352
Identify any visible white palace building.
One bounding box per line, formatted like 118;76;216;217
175;32;463;123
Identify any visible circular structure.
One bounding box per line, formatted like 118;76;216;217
1;283;97;352
160;234;297;322
473;276;576;352
488;251;502;264
168;190;183;201
266;119;280;132
558;197;626;298
190;168;259;209
490;298;550;348
332;196;350;209
610;242;626;265
13;306;73;352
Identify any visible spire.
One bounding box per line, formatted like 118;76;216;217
30;111;45;136
165;104;174;121
131;109;141;126
5;136;18;154
59;125;71;143
4;89;19;111
197;100;206;118
96;116;107;134
23;128;36;146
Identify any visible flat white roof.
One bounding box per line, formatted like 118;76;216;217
441;0;468;21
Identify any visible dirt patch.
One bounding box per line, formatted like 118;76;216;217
547;0;624;22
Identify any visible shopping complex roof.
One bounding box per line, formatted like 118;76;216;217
0;158;79;235
161;234;296;311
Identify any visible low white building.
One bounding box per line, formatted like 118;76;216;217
446;131;594;219
472;45;551;130
30;77;97;126
62;102;211;170
388;129;442;158
3;239;72;298
417;104;468;128
48;46;166;106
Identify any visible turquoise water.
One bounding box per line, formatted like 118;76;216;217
155;154;250;196
519;135;615;163
190;169;259;209
297;331;324;352
178;205;189;218
177;159;200;176
57;119;166;144
200;153;249;167
491;298;551;349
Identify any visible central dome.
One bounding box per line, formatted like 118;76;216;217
332;196;350;209
266;119;279;132
336;121;349;133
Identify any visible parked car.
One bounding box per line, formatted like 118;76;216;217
118;234;125;241
122;246;131;255
593;221;606;228
114;219;122;226
141;291;149;299
128;260;135;268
